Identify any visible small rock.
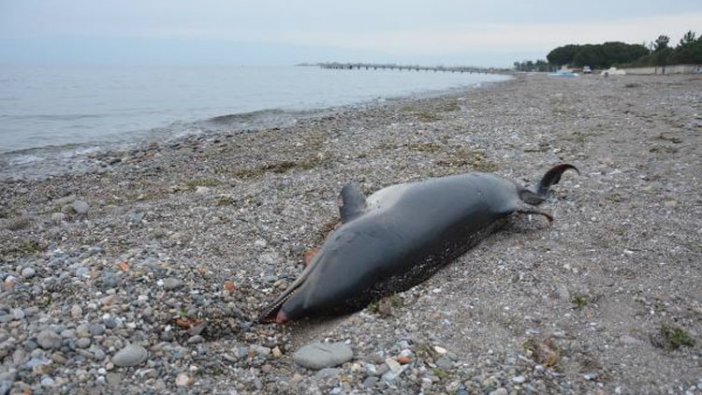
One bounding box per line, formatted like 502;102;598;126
101;272;119;289
50;212;66;223
433;345;447;355
293;342;353;370
89;324;106;336
195;186;210;194
162;278;183;290
385;358;402;373
112;344;148;367
72;200;90;215
75;267;90;278
21;267;36;279
315;368;340;379
490;388;508;395
12;309;25;320
512;375;526;384
76;338;91;349
70;305;83;319
175;373;193;386
363;376;379;388
40;377;55;387
620;335;644;345
36;330;62;350
254;239;267;248
556;284;570;300
271;346;283;358
436;357;453;370
128;211;145;224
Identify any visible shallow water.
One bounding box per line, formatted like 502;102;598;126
0;64;508;154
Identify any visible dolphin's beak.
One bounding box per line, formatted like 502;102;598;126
275;309;289;324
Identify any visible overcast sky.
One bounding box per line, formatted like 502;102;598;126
1;0;700;67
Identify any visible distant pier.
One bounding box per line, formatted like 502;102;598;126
316;62;502;74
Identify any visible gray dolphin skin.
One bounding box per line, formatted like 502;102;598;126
258;164;578;324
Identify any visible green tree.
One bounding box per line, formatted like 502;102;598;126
653;35;670;52
547;44;581;66
671;31;702;64
572;44;604;68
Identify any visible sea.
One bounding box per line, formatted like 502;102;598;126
0;64;509;178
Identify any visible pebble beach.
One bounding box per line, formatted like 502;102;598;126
1;73;701;394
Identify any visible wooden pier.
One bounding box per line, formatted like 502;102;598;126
317;62;500;74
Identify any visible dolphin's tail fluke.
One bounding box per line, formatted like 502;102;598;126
519;164;579;206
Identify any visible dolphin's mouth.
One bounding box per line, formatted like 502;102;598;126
257;287;297;323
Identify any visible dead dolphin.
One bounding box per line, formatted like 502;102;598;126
259;164;578;324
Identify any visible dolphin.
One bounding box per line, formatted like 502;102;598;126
258;164;578;324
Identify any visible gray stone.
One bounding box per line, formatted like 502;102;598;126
363;376;379;389
292;342;353;370
1;380;12;395
112;344;148;367
12;309;25;320
102;272;119;289
315;368;340;379
489;389;508;395
89;324;106;336
72;200;90;215
436;356;453;370
21;267;35;279
36;330;62;350
512;375;526;384
76;338;91;349
128;211;145;224
50;212;66;223
163;277;183;290
75;267;90;278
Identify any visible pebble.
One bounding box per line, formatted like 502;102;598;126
75;267;90;278
21;267;36;279
162;277;184;290
436;357;453;370
89;324;106;336
363;376;379;389
76;338;91;349
72;200;90;214
490;388;508;395
112;344;148;367
512;375;526;384
175;373;193;386
12;308;25;320
36;330;62;350
293;342;353;370
50;212;66;223
70;305;83;319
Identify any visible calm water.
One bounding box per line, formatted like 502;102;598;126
0;64;508;154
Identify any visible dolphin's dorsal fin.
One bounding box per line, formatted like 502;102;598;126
338;182;367;223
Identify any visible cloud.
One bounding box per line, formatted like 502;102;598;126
276;12;702;55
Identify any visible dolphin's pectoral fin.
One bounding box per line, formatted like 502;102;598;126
338;182;367;223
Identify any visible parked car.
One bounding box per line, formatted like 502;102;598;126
583;66;592;74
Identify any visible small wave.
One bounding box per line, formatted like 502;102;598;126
207;109;287;124
9;154;45;165
1;113;110;121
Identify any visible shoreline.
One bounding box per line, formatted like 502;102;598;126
1;73;701;393
0;77;507;182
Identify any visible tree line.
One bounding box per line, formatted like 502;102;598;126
513;31;702;71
